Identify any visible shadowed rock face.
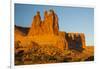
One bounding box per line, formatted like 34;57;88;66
58;32;86;50
15;9;86;51
65;33;86;50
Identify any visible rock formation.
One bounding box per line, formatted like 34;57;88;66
15;9;93;65
65;33;86;50
28;10;59;36
28;11;42;35
15;9;86;51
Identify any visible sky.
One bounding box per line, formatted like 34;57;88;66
15;4;94;46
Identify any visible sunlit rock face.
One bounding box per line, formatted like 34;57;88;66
28;10;59;36
27;10;66;50
28;11;42;35
15;9;86;51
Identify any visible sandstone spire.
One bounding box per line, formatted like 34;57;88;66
27;10;86;50
28;9;59;36
28;11;42;35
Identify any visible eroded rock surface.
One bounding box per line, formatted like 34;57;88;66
15;10;86;52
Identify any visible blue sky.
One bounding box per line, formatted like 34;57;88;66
15;4;94;46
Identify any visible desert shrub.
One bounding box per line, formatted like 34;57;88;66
15;50;24;65
22;44;65;64
15;40;94;65
84;56;94;61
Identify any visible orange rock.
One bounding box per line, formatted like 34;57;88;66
15;9;86;51
28;9;59;36
28;11;42;36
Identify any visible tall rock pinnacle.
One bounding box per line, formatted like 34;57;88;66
27;9;86;50
28;9;59;36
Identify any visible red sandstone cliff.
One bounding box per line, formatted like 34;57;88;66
15;9;86;51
